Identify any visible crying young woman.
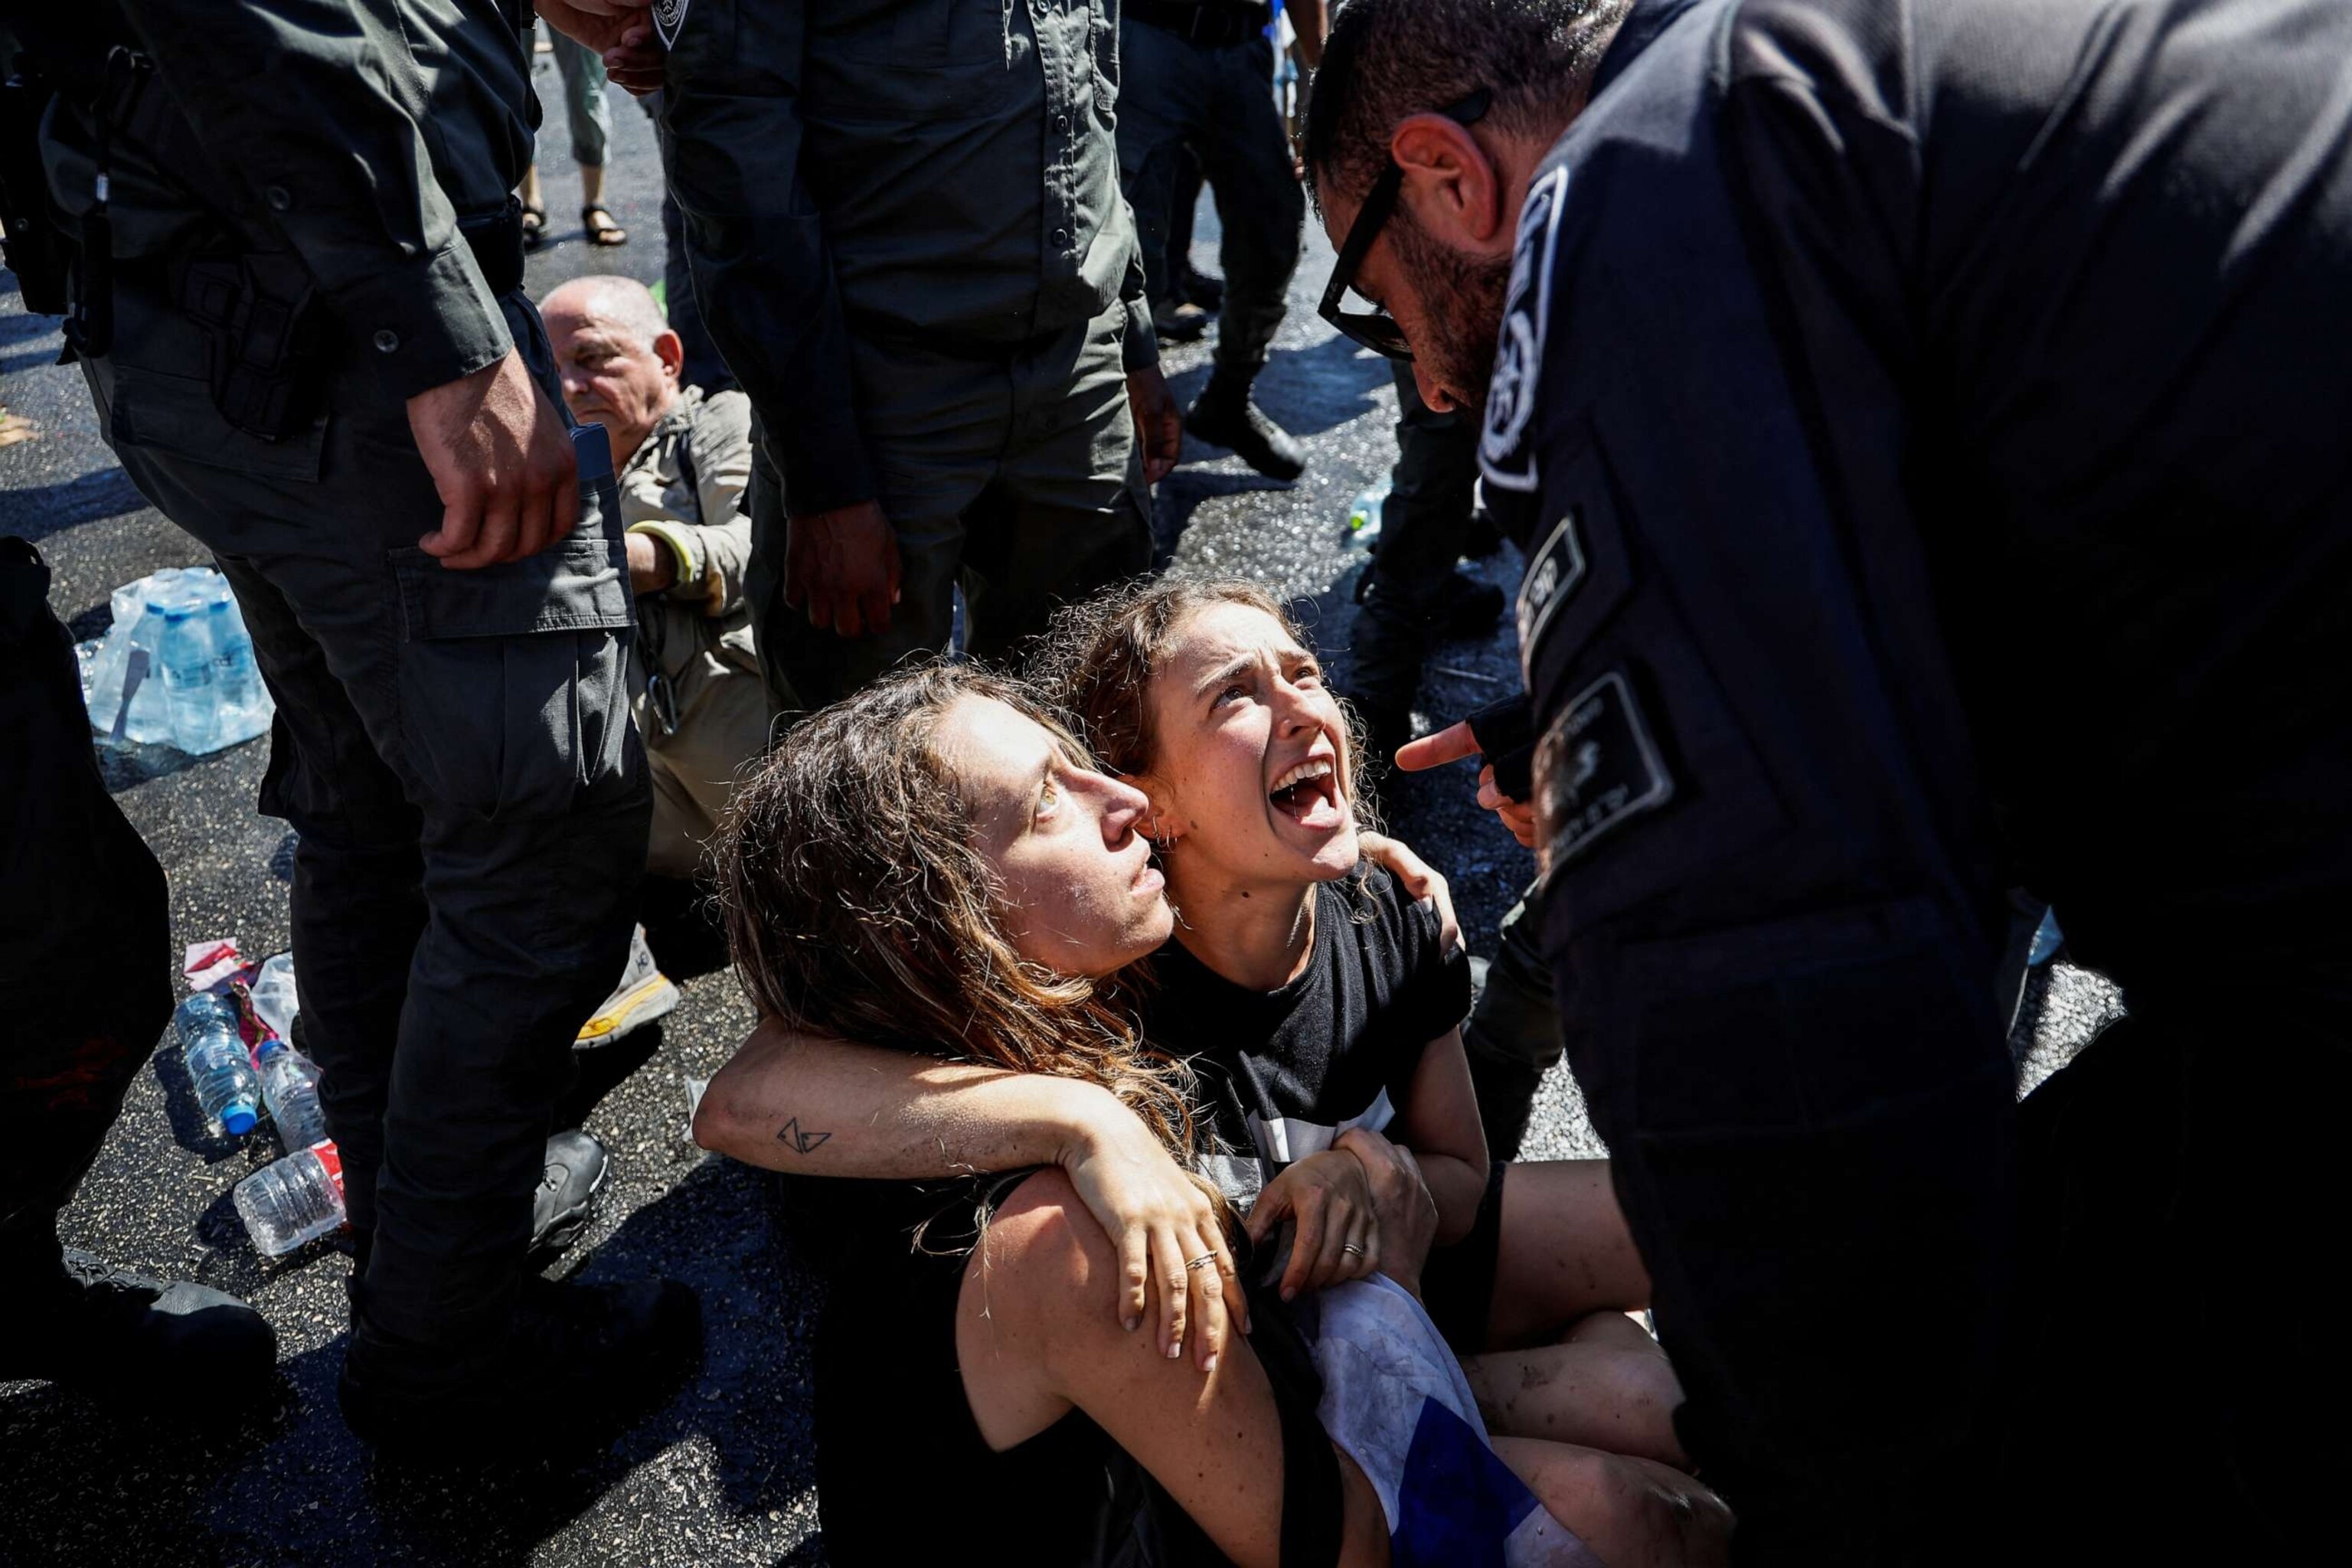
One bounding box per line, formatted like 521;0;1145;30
697;581;1731;1567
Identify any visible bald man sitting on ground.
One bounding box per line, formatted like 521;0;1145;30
542;276;766;884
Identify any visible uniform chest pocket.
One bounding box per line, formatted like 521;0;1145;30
390;535;640;822
823;0;953;63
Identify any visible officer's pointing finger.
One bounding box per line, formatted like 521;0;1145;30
1394;720;1481;773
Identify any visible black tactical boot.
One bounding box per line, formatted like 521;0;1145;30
1184;366;1307;480
1176;260;1225;314
338;1272;701;1465
0;1243;276;1398
529;1129;612;1266
1152;296;1213;344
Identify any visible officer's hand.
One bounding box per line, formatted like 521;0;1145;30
1126;365;1183;485
1396;720;1538;848
1477;764;1538;848
785;500;901;638
535;2;665;96
409;349;580;570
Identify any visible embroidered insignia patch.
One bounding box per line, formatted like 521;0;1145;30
1479;164;1568;495
1516;509;1587;683
651;0;691;48
1535;671;1673;875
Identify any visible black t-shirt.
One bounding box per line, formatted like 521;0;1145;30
1141;865;1474;1204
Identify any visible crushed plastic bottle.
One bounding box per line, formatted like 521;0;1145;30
234;1142;346;1256
247;952;299;1043
253;1034;328;1152
174;992;260;1137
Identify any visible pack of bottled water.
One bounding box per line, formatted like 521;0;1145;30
78;566;273;755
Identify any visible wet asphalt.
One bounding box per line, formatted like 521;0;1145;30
0;47;2120;1568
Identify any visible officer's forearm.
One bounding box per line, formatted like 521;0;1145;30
1283;0;1329;68
694;1019;1128;1179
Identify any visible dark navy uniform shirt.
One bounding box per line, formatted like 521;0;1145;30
1485;0;2352;1135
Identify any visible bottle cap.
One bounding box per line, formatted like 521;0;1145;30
222;1102;258;1136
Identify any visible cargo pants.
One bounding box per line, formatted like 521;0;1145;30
80;280;648;1374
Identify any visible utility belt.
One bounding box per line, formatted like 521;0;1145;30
1126;0;1273;49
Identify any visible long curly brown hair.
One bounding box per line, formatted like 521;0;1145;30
715;662;1209;1166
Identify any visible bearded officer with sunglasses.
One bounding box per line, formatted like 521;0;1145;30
1301;0;2352;1562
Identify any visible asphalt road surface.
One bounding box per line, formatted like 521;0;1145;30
0;47;2120;1568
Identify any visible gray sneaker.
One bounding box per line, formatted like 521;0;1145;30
573;924;679;1049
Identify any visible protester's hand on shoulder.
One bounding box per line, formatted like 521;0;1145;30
784;499;900;638
1394;721;1539;849
1126;365;1183;485
1334;1127;1439;1299
1061;1105;1246;1373
1247;1147;1384;1302
409;348;580;570
1359;830;1460;952
535;1;665;95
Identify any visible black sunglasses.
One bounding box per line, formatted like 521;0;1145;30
1318;88;1494;361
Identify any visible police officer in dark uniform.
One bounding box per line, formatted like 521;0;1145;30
5;0;694;1459
1119;0;1320;479
625;0;1180;717
1305;0;2352;1560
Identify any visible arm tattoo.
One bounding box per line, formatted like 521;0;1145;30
776;1116;832;1155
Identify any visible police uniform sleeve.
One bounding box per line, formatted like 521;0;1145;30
1488;32;2014;1160
1116;198;1158;374
656;0;880;519
115;0;510;400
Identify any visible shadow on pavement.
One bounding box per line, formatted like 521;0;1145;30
0;466;148;544
0;1154;827;1567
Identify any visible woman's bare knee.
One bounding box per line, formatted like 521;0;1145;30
1492;1438;1733;1568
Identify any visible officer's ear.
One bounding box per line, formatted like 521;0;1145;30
653;328;685;384
1391;114;1508;252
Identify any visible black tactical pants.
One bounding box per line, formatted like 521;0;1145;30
0;541;172;1278
1117;23;1302;377
80;283;648;1374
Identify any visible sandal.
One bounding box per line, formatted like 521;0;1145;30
520;201;550;253
582;204;629;247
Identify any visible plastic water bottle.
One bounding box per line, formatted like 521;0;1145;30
254;1036;328;1152
119;601;175;744
1346;484;1389;545
157;597;220;753
247;952;299;1042
233;1142;346;1256
2027;907;2065;967
206;590;264;733
175;992;260;1137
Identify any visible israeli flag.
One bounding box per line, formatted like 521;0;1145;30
1299;1276;1602;1566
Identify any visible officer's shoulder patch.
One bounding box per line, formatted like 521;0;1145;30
1515;509;1586;684
1479;164;1569;495
652;0;691;47
1534;670;1674;877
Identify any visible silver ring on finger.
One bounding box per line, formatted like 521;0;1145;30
1185;1252;1220;1272
1341;1243;1366;1257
